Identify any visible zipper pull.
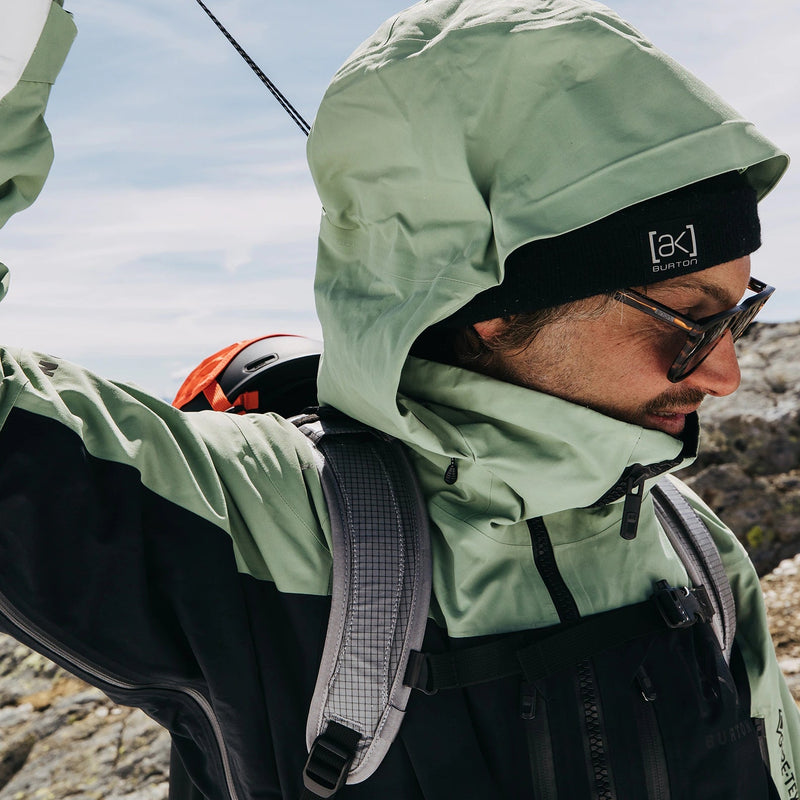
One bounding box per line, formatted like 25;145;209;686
635;666;657;702
520;683;537;719
444;458;458;485
620;466;646;540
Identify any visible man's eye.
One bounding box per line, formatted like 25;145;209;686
672;300;714;320
688;303;724;321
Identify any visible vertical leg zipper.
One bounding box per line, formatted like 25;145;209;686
521;682;558;800
633;667;671;800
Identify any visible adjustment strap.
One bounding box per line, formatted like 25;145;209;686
652;477;735;662
302;722;362;799
406;585;713;694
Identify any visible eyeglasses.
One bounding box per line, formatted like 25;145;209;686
614;277;774;382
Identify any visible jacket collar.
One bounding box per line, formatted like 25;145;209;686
397;357;697;524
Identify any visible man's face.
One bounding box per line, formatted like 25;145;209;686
473;257;751;436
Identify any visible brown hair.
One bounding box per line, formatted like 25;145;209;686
411;294;615;375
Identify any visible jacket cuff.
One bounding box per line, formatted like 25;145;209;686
21;1;77;86
0;0;53;102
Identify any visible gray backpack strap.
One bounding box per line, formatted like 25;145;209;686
296;412;432;798
651;477;736;663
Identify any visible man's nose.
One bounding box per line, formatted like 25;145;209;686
685;331;741;397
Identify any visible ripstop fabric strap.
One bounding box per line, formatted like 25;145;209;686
651;477;736;662
298;413;432;798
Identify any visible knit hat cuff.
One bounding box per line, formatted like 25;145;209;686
444;173;760;326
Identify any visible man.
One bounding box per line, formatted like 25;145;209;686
0;1;798;799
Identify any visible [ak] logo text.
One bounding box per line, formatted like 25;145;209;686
648;224;698;272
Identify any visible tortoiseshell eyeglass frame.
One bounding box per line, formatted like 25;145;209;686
613;277;774;382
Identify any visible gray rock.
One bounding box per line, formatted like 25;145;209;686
0;637;65;706
0;635;170;800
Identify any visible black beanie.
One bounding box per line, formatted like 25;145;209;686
443;171;760;327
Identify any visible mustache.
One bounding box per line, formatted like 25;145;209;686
642;387;707;415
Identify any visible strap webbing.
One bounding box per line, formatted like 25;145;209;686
406;586;711;694
517;601;661;684
652;478;736;662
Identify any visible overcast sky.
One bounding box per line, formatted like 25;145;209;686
1;0;798;399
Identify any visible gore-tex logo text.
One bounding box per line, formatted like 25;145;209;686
777;709;799;799
648;224;698;272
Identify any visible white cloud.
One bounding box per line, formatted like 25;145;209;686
2;177;319;270
0;176;324;397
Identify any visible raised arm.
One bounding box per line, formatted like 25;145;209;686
0;0;76;235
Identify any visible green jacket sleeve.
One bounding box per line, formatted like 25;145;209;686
0;345;333;596
0;1;76;234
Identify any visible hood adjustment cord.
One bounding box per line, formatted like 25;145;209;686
444;458;458;485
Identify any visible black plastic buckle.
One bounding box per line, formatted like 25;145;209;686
303;729;357;798
653;581;711;629
404;650;437;695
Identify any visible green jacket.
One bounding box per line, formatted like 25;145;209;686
1;2;798;798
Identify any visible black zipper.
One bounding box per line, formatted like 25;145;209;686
527;517;615;798
0;591;239;800
634;667;671;800
527;517;579;624
521;682;558;800
620;466;647;540
591;413;700;541
576;658;615;800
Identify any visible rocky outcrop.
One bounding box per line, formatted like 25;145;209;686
0;635;170;799
761;552;800;705
680;322;800;575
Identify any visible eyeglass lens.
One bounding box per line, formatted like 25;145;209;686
671;293;768;380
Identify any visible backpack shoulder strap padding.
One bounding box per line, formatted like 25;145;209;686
297;412;432;795
652;476;736;663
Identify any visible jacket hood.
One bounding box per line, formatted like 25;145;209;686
307;0;788;445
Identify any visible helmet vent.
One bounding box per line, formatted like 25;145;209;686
245;353;279;372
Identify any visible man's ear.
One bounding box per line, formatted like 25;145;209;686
472;318;508;342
